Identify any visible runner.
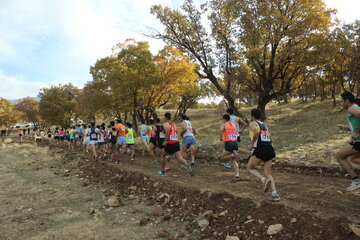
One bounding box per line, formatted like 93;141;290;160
157;112;193;176
32;129;38;142
47;129;52;143
73;127;81;150
247;109;279;201
223;108;247;168
126;122;135;161
59;128;65;143
76;124;83;147
86;122;100;160
82;125;89;154
40;130;45;142
115;119;128;164
68;126;76;150
220;114;240;181
18;129;23;144
335;91;360;191
54;127;60;145
180;114;198;166
106;121;117;161
148;119;159;164
139;120;151;156
97;125;106;160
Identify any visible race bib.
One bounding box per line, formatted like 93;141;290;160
75;134;79;137
90;133;97;138
127;134;133;139
159;132;166;138
170;134;178;141
260;130;270;142
228;133;238;140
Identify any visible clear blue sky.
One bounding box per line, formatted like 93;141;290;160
0;0;358;100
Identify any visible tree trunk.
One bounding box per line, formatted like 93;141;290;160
132;110;138;132
257;94;271;121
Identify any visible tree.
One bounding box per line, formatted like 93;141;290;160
0;98;20;127
38;84;80;127
15;97;41;124
151;0;334;118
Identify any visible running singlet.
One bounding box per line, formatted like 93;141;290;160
116;124;126;137
249;121;271;148
348;104;360;142
89;127;98;141
156;125;166;140
166;121;178;144
223;122;238;142
54;130;59;137
140;124;147;137
126;128;135;144
230;115;240;135
68;129;74;139
182;120;194;137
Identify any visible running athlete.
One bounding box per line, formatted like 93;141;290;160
115;119;128;164
40;130;45;142
220;114;240;181
247;109;279;201
126;122;136;161
59;128;65;142
180;114;198;165
139;120;151;155
68;126;76;150
97;125;106;160
82;125;89;154
157;112;193;176
223;108;247;168
19;129;23;144
335;91;360;191
148;119;159;163
47;129;52;143
86;122;100;159
153;118;167;165
106;121;117;161
32;129;38;142
54;127;60;145
76;124;83;147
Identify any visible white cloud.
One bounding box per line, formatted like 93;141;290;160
0;70;67;100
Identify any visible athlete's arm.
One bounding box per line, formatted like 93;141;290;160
162;123;169;145
237;117;247;134
180;122;187;137
348;106;360;118
249;122;260;149
219;124;225;141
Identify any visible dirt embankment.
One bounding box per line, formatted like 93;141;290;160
29;138;360;240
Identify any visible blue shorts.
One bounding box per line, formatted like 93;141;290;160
140;135;148;140
224;141;239;152
182;136;196;147
70;138;75;143
117;136;126;145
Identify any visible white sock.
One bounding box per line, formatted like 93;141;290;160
271;191;277;196
261;177;266;183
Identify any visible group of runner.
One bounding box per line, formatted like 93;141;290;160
16;90;360;201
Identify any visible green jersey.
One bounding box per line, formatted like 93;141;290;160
126;128;135;144
69;129;75;139
347;104;360;141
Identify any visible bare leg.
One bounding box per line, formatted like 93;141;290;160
335;144;359;178
263;160;276;192
189;145;196;163
247;156;264;180
174;151;189;166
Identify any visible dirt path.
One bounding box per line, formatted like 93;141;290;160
2;138;360;239
0;140;195;240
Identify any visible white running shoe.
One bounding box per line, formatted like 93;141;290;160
268;192;280;202
346;179;360;191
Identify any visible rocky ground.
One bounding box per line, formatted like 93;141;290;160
1;137;360;239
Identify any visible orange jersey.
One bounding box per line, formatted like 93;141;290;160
115;123;126;137
223;122;237;142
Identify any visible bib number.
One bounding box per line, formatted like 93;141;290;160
260;130;270;142
159;132;166;139
228;133;237;140
170;134;178;141
90;133;97;138
127;134;133;139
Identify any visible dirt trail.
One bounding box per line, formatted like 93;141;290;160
2;138;360;239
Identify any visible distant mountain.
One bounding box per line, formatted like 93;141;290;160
10;97;40;104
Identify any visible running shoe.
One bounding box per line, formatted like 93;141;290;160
223;162;233;168
130;158;134;161
248;150;254;156
234;175;240;181
115;160;120;165
191;160;195;166
263;178;271;192
187;165;194;176
165;166;171;171
98;156;103;161
268;193;281;202
346;179;360;191
107;157;112;161
157;171;166;176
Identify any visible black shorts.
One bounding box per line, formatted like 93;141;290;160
54;136;59;140
19;134;22;137
224;141;239;152
60;136;64;141
350;141;360;152
253;145;276;162
150;138;157;145
237;136;241;142
157;139;165;149
110;138;117;145
165;142;180;155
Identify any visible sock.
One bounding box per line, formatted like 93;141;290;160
271;191;277;196
261;177;266;183
235;174;239;177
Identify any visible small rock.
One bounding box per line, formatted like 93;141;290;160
246;215;252;220
225;236;240;240
181;198;187;207
128;186;137;191
89;208;100;215
267;224;283;235
219;210;228;217
128;195;137;200
107;196;121;207
153;205;163;216
197;218;209;228
153;182;160;188
291;218;297;223
139;217;151;225
349;224;360;237
157;229;170;237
